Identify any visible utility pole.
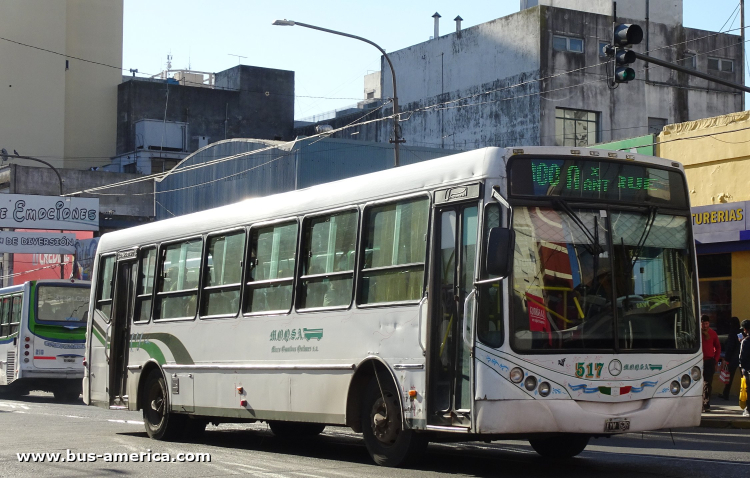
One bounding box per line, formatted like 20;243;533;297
742;0;746;109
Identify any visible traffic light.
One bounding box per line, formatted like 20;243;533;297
609;24;643;83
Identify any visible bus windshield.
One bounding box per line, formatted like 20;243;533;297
36;285;90;324
510;206;698;352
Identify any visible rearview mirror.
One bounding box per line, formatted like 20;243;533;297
486;227;515;278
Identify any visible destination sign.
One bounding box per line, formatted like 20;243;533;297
509;158;687;208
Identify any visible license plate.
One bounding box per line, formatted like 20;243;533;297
604;418;630;432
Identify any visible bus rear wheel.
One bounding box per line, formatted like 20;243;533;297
529;434;590;459
360;377;427;467
269;421;325;438
142;370;185;440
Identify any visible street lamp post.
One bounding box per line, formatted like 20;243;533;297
273;19;404;167
1;149;65;279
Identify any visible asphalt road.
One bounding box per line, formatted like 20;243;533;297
1;392;749;477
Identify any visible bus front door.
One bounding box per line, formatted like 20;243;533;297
109;258;136;407
427;204;478;428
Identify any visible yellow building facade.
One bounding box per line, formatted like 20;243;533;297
0;0;123;170
658;111;750;394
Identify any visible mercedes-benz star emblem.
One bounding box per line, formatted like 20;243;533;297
609;359;622;376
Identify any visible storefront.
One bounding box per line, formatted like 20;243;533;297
691;201;750;334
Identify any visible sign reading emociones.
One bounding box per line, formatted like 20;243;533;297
0;195;99;231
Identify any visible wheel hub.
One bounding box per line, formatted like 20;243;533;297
371;394;400;444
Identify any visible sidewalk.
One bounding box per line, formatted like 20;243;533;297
700;397;750;429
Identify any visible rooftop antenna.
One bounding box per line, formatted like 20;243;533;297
166;53;172;71
228;53;247;65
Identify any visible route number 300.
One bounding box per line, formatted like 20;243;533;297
575;362;603;378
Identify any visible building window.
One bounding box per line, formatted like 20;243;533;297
553;35;584;53
698;253;732;333
555;108;599;146
123;162;137;174
708;57;734;72
648;117;668;135
366;91;375;99
681;51;697;70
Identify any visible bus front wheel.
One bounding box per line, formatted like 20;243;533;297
142;370;185;440
529;434;590;459
360;377;427;467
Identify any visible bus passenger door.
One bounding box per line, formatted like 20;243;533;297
427;203;478;428
109;257;137;407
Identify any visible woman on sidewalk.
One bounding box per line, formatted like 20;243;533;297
721;317;742;400
740;320;750;417
702;315;721;412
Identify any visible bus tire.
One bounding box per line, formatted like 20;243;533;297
268;421;325;438
142;370;185;440
360;377;427;467
529;434;590;459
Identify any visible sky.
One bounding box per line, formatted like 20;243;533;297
122;0;748;120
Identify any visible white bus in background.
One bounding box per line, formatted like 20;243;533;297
0;279;90;401
84;146;701;467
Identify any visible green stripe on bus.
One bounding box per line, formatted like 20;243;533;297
131;341;166;365
142;333;194;365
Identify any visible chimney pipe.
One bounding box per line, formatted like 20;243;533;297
454;15;463;35
432;12;441;39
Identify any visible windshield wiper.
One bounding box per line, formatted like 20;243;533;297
628;206;658;275
552;198;603;255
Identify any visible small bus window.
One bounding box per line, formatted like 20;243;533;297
95;255;115;321
36;286;89;323
477;203;504;348
0;297;8;337
134;247;157;323
245;222;297;314
298;210;358;309
156;239;202;320
10;294;22;335
360;196;429;304
202;231;245;317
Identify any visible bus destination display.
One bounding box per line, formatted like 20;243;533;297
510;158;687;207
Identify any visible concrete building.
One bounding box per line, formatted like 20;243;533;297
109;65;295;175
0;0;123;170
299;0;743;150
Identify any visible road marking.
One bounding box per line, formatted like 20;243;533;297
64;415;85;419
224;462;268;471
107;419;144;425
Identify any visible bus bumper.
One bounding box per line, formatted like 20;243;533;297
474;396;701;435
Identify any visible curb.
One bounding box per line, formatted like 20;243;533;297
700;418;750;429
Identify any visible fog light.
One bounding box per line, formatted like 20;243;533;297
524;375;538;391
538;382;551;397
670;380;681;395
691;366;701;382
510;367;524;383
681;374;691;389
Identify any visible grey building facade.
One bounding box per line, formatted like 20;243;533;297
113;65;295;174
297;0;743;150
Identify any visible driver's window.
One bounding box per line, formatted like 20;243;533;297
477;203;503;347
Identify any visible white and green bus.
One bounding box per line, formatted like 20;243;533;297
84;146;701;466
1;279;90;401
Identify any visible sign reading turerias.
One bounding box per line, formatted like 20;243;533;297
0;195;99;231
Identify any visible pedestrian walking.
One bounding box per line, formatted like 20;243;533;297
721;317;742;400
702;315;721;412
739;320;750;417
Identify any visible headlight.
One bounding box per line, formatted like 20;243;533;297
538;382;551;397
524;375;538;391
670;380;681;395
691;366;701;382
510;367;524;383
680;374;691;389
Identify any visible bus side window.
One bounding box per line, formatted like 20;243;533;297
298;210;358;309
245;222;298;314
201;230;245;317
134;247;157;323
0;297;7;337
155;239;202;320
477;203;504;348
359;196;429;304
10;294;22;335
95;255;116;322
